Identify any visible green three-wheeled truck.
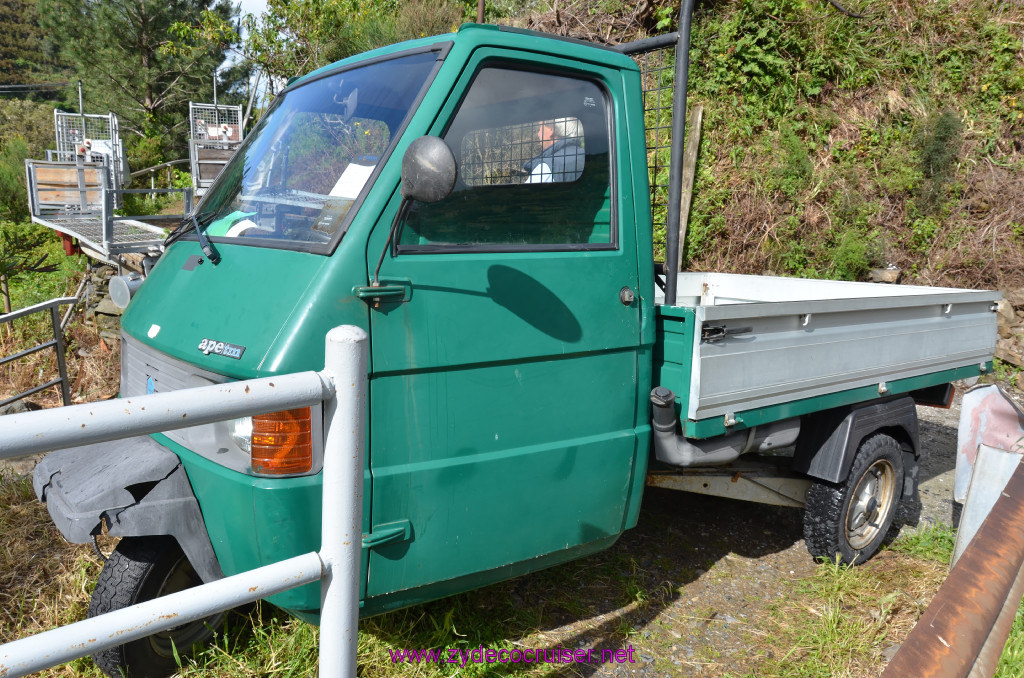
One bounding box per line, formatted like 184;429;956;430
28;20;998;677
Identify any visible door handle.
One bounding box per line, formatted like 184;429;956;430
362;519;412;549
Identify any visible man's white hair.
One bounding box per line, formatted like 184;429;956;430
551;117;582;140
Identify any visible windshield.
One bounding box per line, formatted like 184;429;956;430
195;49;439;251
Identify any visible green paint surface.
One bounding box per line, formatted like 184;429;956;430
157;433;325;611
361;34;650;604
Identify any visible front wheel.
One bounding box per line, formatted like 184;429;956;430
803;434;905;565
87;536;225;678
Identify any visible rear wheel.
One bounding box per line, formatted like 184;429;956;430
804;434;905;565
88;536;225;678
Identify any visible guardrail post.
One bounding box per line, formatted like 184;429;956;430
318;326;368;677
101;172;113;252
49;305;71;406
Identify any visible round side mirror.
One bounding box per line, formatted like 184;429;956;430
401;136;457;203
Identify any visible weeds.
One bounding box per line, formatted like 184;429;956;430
673;0;1024;287
998;604;1024;678
915;109;963;215
0;219;120;408
890;524;955;563
752;548;946;677
774;123;814;200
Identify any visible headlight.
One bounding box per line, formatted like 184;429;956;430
231;416;253;454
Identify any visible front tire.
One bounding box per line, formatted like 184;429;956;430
88;536;225;678
804;434;905;565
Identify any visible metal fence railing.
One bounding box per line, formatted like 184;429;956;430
0;325;367;677
25;156;193;260
130;158;191;201
0;295;80;408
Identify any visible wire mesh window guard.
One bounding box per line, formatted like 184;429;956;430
53;110;124;194
631;45;676;257
399;66;612;249
460;117;585;186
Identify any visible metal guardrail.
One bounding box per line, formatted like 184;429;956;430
130;159;191;203
0;325;367;677
129;158;190;179
883;460;1024;677
0;296;80;408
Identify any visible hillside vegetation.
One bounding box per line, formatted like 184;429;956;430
525;0;1023;289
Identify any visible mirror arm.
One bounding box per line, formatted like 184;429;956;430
371;199;412;287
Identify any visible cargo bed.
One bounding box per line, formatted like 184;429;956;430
654;272;1000;438
25;158;189;265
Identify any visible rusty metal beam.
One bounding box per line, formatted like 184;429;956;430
882;460;1024;677
970;563;1024;676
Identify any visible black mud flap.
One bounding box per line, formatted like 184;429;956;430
33;435;224;582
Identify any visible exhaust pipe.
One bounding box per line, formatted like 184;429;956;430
650;387;800;467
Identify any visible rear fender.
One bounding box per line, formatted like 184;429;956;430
33;435;224;582
794;396;920;500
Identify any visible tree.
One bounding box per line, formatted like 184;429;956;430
0;137;31;223
0;100;54;222
0;223;58;321
0;98;55;158
0;0;69;88
38;0;241;153
243;0;466;81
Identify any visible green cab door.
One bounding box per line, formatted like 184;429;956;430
363;53;644;605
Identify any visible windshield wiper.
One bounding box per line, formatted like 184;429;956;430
164;212;221;264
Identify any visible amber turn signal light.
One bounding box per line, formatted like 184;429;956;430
250;407;313;474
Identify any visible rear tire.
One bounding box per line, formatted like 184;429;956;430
88;536;225;678
804;434;905;565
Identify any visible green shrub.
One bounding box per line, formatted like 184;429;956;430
914;110;962;214
0;99;54;159
0;137;30;223
774;123;813;199
827;227;878;280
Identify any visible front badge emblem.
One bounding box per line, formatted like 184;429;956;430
197;338;246;360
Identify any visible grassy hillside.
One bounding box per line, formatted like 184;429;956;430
526;0;1023;289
